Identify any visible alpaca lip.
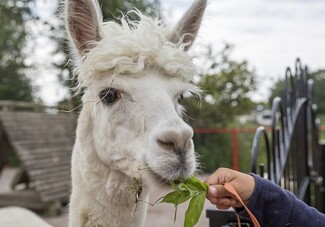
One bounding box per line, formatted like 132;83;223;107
146;162;191;185
147;167;171;184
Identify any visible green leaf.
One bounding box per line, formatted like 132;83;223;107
184;191;206;227
170;181;182;191
184;176;208;192
161;190;192;207
161;176;208;227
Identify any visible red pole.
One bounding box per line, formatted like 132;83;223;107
231;129;239;170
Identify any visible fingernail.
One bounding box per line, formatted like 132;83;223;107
208;186;217;197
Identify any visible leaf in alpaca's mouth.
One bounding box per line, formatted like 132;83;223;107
161;176;208;227
127;170;207;226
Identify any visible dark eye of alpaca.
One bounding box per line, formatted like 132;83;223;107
99;89;119;104
178;94;184;103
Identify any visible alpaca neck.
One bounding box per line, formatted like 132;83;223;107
69;147;149;227
70;112;150;226
84;169;149;226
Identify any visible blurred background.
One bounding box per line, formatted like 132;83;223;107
0;0;324;225
1;0;324;171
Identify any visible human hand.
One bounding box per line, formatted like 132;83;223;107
205;168;255;210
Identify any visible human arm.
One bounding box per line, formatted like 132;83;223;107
205;168;325;226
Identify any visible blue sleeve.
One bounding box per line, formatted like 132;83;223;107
237;174;325;226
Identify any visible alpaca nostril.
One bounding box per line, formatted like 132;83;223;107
157;140;176;152
154;121;194;154
156;131;193;154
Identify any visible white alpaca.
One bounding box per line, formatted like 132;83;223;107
65;0;207;226
0;207;51;227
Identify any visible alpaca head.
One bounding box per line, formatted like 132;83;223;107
65;0;207;185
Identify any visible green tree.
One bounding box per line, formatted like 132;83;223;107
0;0;35;101
100;0;161;20
185;44;257;128
269;69;325;114
312;70;325;114
184;44;258;172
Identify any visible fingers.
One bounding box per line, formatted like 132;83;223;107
205;167;240;187
205;167;255;206
205;168;232;185
208;185;230;198
206;185;238;209
216;197;237;210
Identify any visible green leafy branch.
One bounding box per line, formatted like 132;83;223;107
161;176;208;227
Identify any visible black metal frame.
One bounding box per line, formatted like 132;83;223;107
251;59;323;206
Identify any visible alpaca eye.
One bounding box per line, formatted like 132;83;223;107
177;94;184;103
99;89;119;104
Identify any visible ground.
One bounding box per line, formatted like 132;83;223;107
44;199;211;227
44;175;211;227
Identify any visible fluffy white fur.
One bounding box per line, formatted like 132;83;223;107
0;207;52;227
66;0;207;226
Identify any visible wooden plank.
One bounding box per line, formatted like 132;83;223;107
23;154;71;164
0;190;48;211
40;187;71;202
29;165;70;177
5;134;75;143
36;178;71;190
25;161;70;170
33;170;71;181
32;170;71;182
21;151;71;161
2;125;75;133
20;152;72;162
0;111;76;204
14;140;74;149
20;146;73;155
0;111;77;121
36;180;71;192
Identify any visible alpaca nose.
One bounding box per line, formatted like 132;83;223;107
156;123;193;154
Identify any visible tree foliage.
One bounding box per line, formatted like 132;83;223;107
185;44;257;128
0;0;35;102
312;70;325;114
99;0;161;20
269;69;325;114
183;44;258;172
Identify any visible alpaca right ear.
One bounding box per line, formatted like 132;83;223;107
65;0;102;59
168;0;207;51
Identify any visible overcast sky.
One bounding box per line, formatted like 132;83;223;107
33;0;325;104
162;0;325;99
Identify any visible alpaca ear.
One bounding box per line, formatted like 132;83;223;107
168;0;207;51
65;0;102;58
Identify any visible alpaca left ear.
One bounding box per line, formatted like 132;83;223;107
65;0;103;59
168;0;207;51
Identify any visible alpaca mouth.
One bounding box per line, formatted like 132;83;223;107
146;163;192;184
148;168;171;184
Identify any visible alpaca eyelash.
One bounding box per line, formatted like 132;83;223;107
176;91;192;102
178;94;184;102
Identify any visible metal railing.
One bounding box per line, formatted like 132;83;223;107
251;59;323;209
